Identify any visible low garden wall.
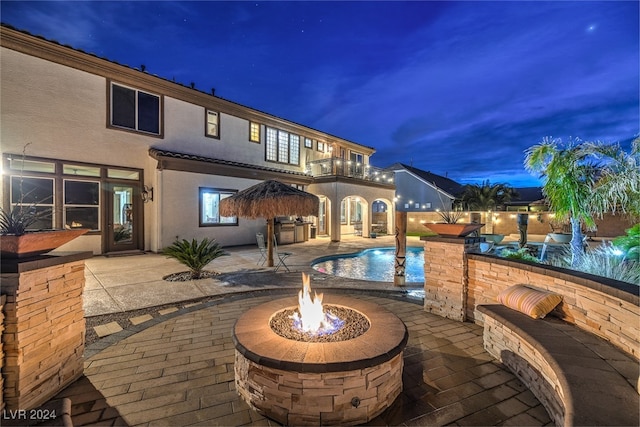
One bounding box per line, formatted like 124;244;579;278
1;252;91;410
423;237;640;359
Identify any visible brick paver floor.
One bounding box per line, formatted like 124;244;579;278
54;291;552;426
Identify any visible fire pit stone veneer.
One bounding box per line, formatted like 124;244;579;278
233;295;408;426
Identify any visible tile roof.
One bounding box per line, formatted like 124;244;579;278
148;148;311;177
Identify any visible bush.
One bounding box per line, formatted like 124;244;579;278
501;248;540;264
550;243;640;285
163;238;229;279
612;224;640;261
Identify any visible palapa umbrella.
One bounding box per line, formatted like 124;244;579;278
219;180;319;267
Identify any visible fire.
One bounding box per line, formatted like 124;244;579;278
291;273;343;335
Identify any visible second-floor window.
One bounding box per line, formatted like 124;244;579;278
250;122;260;143
206;110;219;138
111;83;160;135
265;127;300;165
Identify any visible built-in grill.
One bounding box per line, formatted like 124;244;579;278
275;217;295;245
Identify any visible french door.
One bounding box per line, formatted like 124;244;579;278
105;182;142;253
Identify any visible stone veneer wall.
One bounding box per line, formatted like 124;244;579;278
467;254;639;358
0;295;5;413
422;237;639;359
1;254;89;410
481;314;566;424
234;350;404;426
423;237;481;322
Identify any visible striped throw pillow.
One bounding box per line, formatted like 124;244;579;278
497;285;563;319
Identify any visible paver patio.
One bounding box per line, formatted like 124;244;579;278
52;290;551;426
34;235;554;426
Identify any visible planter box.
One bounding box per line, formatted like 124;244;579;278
423;223;484;237
0;229;88;258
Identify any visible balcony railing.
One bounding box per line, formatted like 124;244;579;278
307;158;394;184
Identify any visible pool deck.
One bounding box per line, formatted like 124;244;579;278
41;235;552;426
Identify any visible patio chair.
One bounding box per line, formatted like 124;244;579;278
256;232;267;266
273;234;292;272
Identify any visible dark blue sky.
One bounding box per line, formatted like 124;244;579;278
2;1;638;187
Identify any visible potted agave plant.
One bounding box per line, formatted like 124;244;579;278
423;187;484;237
0;204;88;258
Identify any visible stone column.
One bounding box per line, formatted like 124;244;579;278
422;237;469;321
1;252;91;410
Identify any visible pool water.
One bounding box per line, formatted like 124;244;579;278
312;247;425;283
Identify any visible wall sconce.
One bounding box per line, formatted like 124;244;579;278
141;185;154;203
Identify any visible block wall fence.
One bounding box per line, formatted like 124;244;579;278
1;253;91;410
405;211;635;238
422;237;640;359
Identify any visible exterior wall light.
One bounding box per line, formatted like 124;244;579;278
142;185;154;203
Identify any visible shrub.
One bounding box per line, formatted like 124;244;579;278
501;248;540;264
612;224;640;261
550;243;640;285
163;238;229;279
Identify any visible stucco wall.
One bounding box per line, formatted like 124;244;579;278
157;169;267;248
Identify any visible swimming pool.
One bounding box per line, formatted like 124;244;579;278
312;247;425;283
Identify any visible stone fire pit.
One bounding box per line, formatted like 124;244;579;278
233;295;408;425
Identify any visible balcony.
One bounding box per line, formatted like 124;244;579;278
307;158;394;184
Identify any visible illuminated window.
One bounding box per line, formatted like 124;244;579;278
266;127;278;161
199;188;238;226
265;127;300;165
205;110;219;138
290;134;300;165
304;138;313;148
278;131;289;163
249;122;260;143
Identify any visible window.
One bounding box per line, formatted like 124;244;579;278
199;188;238;226
250;122;260;143
350;198;362;223
290;135;300;165
111;83;161;134
206;110;219;138
350;152;364;164
265;127;300;165
317;141;325;152
278;131;289;163
10;176;54;230
266;127;278;161
304;138;313;148
64;180;100;230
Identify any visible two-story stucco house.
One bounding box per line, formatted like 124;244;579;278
0;25;395;255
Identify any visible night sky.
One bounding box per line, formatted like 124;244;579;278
1;1;638;187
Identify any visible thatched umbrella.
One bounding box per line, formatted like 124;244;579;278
220;180;319;267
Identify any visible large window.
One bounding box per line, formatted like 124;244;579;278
4;154;142;234
265;126;300;165
199;188;238;226
110;82;161;135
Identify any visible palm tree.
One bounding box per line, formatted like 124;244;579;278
459;181;518;211
524;136;639;266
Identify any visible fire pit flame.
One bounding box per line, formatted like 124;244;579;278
291;273;344;335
